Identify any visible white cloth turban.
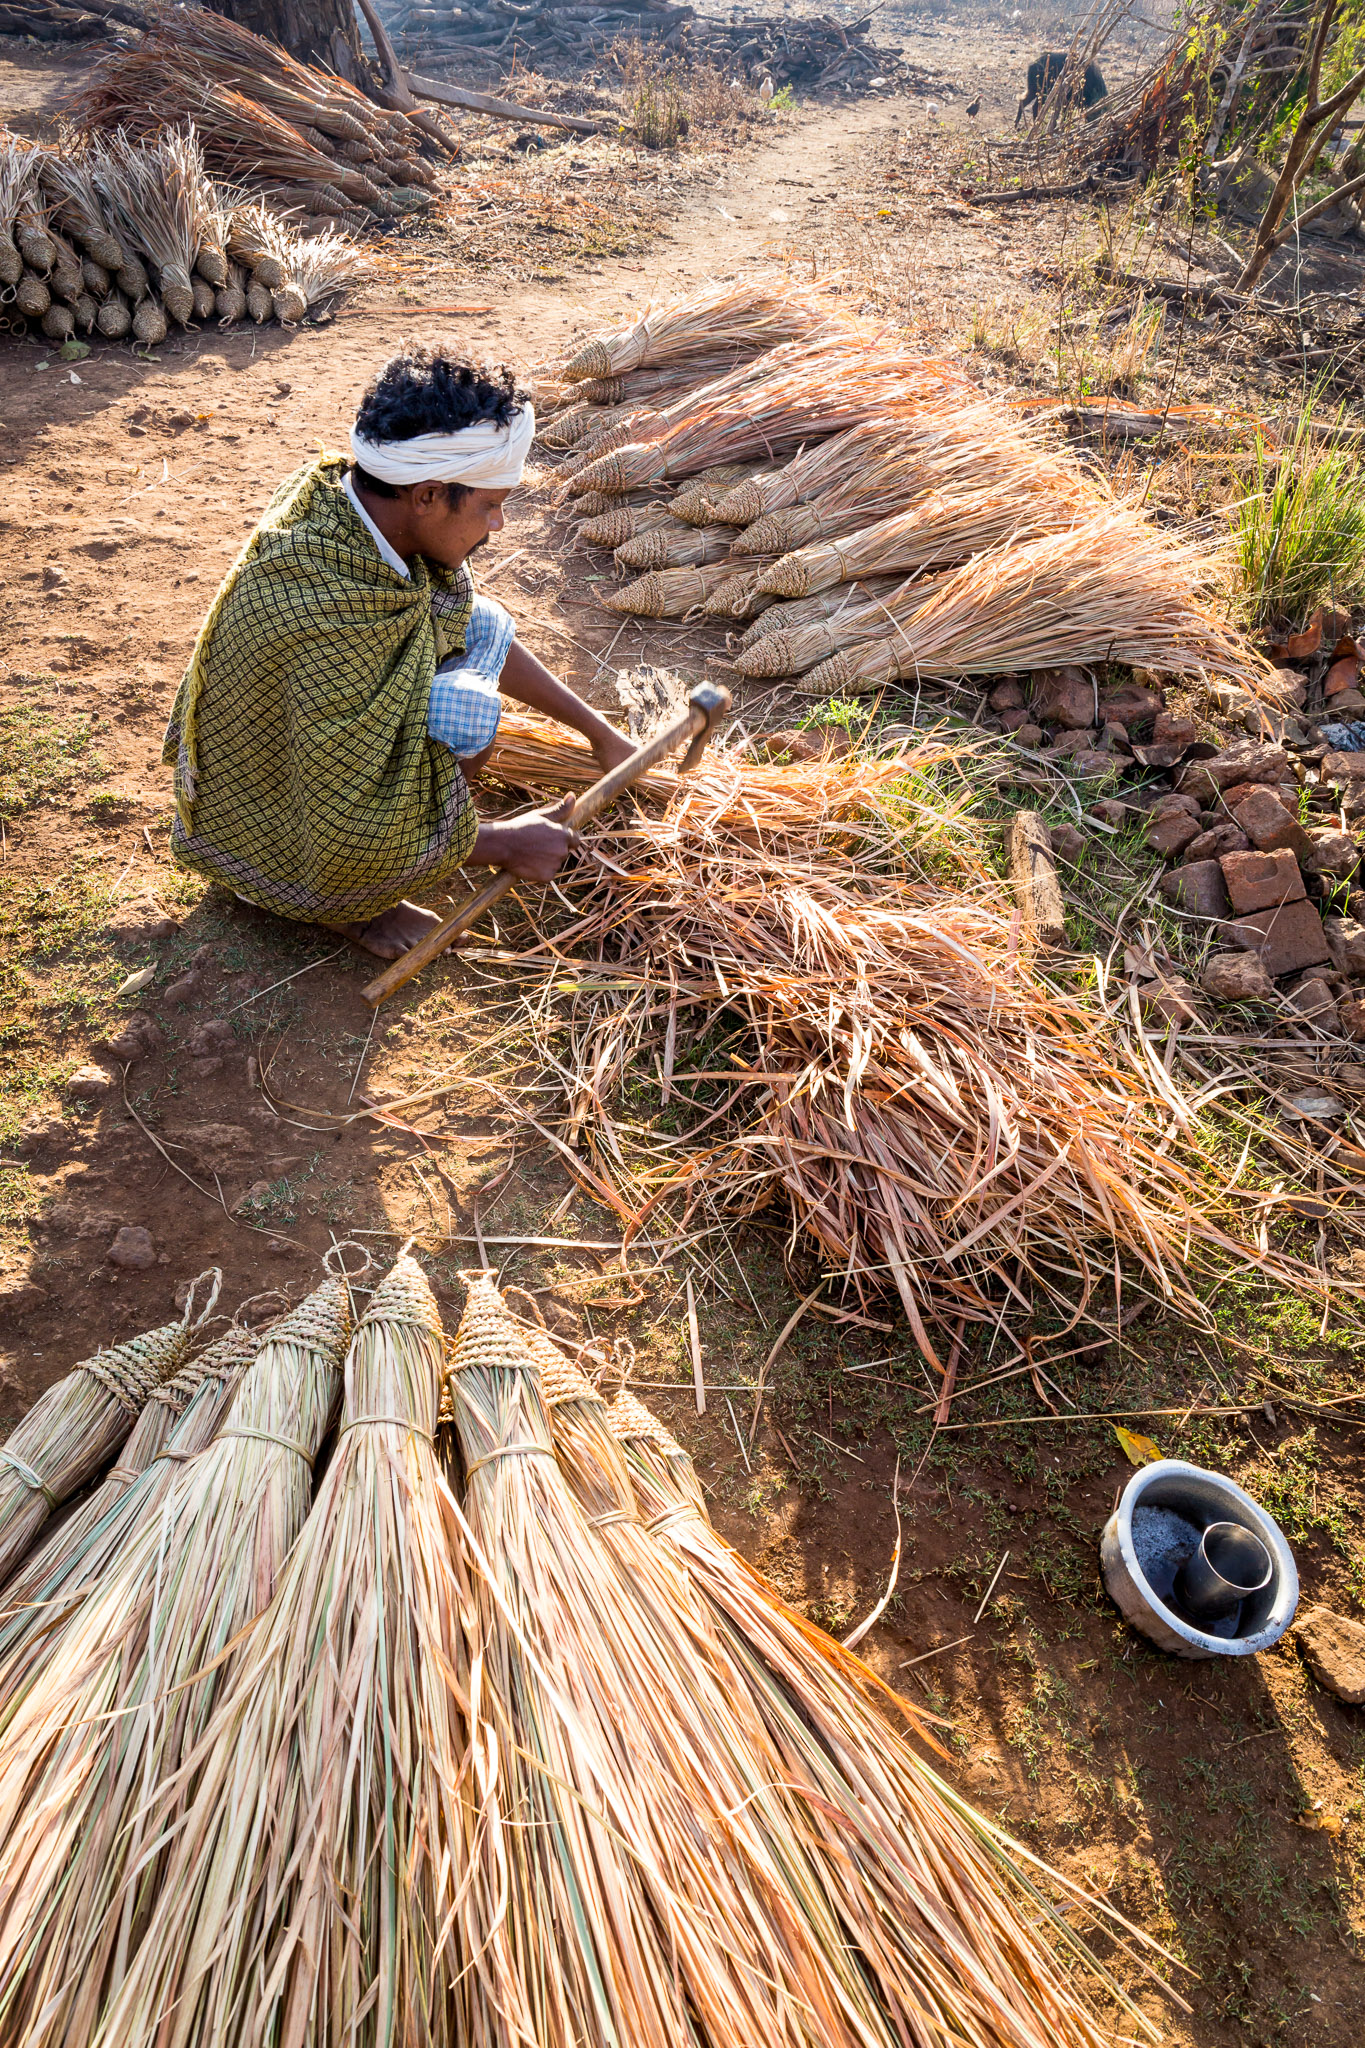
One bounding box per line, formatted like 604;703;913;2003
350;404;535;491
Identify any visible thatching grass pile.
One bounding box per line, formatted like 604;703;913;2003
483;712;1323;1365
552;281;1266;691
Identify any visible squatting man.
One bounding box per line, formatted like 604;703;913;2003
163;345;633;958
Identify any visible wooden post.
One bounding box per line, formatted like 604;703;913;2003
1004;810;1066;949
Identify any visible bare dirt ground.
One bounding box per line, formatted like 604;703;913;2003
3;15;1365;2044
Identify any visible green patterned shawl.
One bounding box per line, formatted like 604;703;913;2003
163;454;477;925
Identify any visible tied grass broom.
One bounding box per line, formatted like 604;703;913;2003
0;1305;199;1589
0;1280;350;2047
561;277;843;382
93;1256;475;2048
604;1388;1168;2048
0;1318;266;1661
446;1270;933;2048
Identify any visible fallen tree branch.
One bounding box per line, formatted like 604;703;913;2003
353;0;604;135
967;173;1140;205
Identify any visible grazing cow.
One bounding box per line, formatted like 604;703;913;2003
1016;52;1108;126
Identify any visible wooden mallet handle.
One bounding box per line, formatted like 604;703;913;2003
361;682;730;1006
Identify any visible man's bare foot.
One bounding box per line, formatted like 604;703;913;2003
328;900;444;960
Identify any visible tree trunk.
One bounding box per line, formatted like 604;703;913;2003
205;0;361;67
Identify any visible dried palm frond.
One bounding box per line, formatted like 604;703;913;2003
484;719;1323;1367
602;559;750;617
290;225;364;307
0;1320;263;1656
37;145;125;271
736;574;907;649
0;1313;192;1589
0;137;39;285
562;277;844;381
91;131;198;325
567;341;971;497
0;1282;350;2047
444;1271;949;2048
574;498;674;548
615;521;736;571
603;1386;1160;2048
94;1258;471;2048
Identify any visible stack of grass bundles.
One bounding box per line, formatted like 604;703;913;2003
793;513;1266;695
0;1310;192;1588
94;1256;471;2048
0;1280;350;2045
574;497;674;547
447;1269;949;2048
709;404;1018;526
601;1387;1155;2048
0;1320;264;1663
506;1294;1101;2048
567;341;970;498
485;720;1317;1361
561;276;842;382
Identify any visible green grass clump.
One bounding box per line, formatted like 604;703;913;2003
0;710;103;816
1234;413;1365;627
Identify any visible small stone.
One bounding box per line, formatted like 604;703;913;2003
101;1015;161;1064
1328;689;1365;720
1159;860;1229;918
1201;951;1275;1002
1046;727;1098;758
1266;667;1308;708
185;1019;235;1058
107;1225;155;1270
1321;750;1365;784
1154;791;1203;819
1068;751;1117;781
188;1056;223;1079
163;972;201;1006
1153;711;1196;747
1305;828;1358;880
1176;742;1292;805
175;1120;254;1173
1014;723;1043;748
1086;798;1128;828
1286;977;1340;1030
1220;847;1306;914
1222;898;1332;977
1285;1087;1345;1118
41;563;66;589
1098;721;1130;753
1144;810;1202;858
66;1063;115;1101
1229;786;1315;862
998;707;1029;733
1139;975;1201;1028
1029;665;1095;730
1185;823;1250;862
266;1237;295;1256
15;1113;67;1157
1049;822;1085;861
988;679;1024;712
106;898;179;946
0;1277;49;1316
1295;1605;1365;1703
1323;915;1365;977
1340;997;1365;1041
1097;682;1162;729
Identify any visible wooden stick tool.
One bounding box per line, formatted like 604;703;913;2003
362;682;731;1007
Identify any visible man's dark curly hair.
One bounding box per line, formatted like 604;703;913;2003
351;348;529;503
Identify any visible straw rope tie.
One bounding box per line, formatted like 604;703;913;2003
465;1444;558;1478
588;1508;639;1530
337;1414;435;1444
81;1355;167;1416
219;1425;315;1462
0;1447;59;1509
646;1503;704;1536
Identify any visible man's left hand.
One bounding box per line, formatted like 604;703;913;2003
591;724;635;774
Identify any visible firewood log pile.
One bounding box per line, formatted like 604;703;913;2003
386;2;918;95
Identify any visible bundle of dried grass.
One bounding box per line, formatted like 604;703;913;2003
573;497;674;548
92;130;198;325
577;358;752;405
485;720;1318;1365
37;144;125;271
0;137;40;286
697;565;779;619
602;559;752;617
94;1257;471;2048
736;574;907;650
568;342;970;497
754;484;1094;600
0;1281;350;2045
734;570;955;677
445;1270;958;2048
562;277;841;382
289;224;365;311
0;1311;193;1589
790;513;1266;693
670;460;765;525
615;521;736;571
0;1321;264;1666
602;1386;1157;2048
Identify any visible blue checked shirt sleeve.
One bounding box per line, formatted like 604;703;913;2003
427;595;516;758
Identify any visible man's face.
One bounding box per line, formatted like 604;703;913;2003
408;483;509;570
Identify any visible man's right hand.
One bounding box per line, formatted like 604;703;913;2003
470;804;581;882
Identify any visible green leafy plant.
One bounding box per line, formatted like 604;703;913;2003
1234;408;1365;624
